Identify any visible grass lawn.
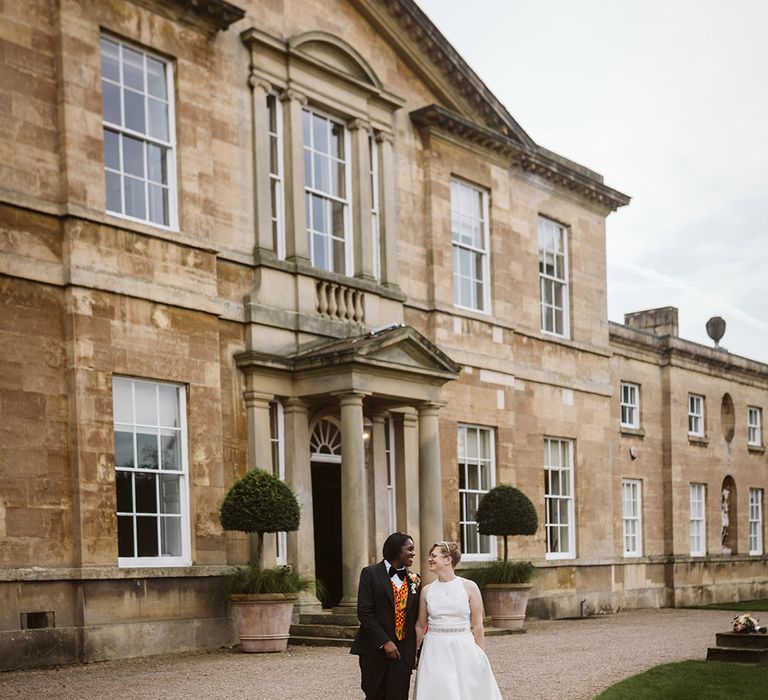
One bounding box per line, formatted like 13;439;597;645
690;599;768;612
595;660;768;699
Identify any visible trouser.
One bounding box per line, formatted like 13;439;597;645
359;640;412;700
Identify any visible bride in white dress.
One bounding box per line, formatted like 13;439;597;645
414;541;502;699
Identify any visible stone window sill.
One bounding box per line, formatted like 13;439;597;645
688;435;709;447
748;444;766;454
620;427;645;438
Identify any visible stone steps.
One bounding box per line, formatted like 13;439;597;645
707;632;768;664
289;611;521;648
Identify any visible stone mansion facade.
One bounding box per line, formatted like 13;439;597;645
1;0;766;669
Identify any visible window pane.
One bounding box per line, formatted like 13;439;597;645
122;47;144;90
113;379;133;422
135;472;157;513
124;89;146;133
312;114;328;153
114;431;134;469
158;384;178;427
100;38;120;82
148;184;168;226
136;432;159;470
117;516;134;557
331;159;345;198
136;516;159;557
160;474;180;513
160;431;180;471
314;154;329;193
135;382;157;424
467;464;479;490
123;136;144;177
106;171;122;212
102;80;121;125
161;517;181;556
104;130;120;170
116;471;133;512
332;236;345;274
331;122;344;159
146;57;166;99
124;177;145;218
148;99;168;141
147;143;166;182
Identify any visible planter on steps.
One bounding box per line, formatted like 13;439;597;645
230;593;297;652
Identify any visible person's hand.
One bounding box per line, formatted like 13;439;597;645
382;641;400;659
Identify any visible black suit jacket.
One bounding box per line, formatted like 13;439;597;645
350;562;421;668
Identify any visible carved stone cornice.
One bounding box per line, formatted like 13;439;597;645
247;72;272;93
375;131;394;145
130;0;245;35
347;118;373;133
411;104;630;212
280;88;308;106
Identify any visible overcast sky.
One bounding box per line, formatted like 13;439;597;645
417;0;768;363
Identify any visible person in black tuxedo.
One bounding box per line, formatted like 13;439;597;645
350;532;421;699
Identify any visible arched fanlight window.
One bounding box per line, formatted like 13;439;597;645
310;416;342;461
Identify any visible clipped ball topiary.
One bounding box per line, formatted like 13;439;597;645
220;468;300;570
476;484;538;561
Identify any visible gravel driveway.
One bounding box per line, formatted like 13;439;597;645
0;608;735;700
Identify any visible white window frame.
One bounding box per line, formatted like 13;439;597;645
451;178;491;314
622;479;643;557
113;376;191;567
269;401;287;565
267;93;285;260
538;217;570;338
688;394;705;437
749;488;764;556
748;406;762;447
370;134;382;281
303;106;353;275
458;424;497;561
620;382;640;429
544;437;576;560
689;483;706;556
385;417;396;533
100;34;178;230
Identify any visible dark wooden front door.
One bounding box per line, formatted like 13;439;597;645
311;461;342;608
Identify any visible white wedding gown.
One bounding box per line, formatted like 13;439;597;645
414;576;502;699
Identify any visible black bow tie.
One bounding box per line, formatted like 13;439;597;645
389;566;407;579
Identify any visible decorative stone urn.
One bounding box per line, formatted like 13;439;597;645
230;593;298;652
482;583;533;630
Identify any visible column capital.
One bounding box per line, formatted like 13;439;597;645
283;397;310;414
280;87;308;106
247;72;272;93
333;390;371;407
347;117;372;133
375;131;394;145
417;401;446;416
370;412;388;425
243;390;274;407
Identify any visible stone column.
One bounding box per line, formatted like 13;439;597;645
247;73;275;259
348;118;374;281
393;409;420;562
370;413;391;560
243;390;275;566
418;402;444;581
283;398;321;616
280;88;310;264
337;391;370;609
377;131;400;290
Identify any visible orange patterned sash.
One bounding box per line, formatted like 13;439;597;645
390;578;409;640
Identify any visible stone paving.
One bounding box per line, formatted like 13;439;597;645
0;608;735;700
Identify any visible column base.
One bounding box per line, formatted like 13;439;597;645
333;598;358;613
292;591;323;622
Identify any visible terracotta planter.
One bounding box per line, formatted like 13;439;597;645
482;583;533;630
229;593;297;652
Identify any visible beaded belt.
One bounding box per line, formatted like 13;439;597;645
427;624;470;634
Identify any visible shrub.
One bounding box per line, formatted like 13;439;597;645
462;560;535;586
219;565;317;596
476;484;538;561
219;468;301;570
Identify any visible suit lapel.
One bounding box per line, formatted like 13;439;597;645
376;561;395;609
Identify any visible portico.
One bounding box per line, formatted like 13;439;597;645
234;324;460;609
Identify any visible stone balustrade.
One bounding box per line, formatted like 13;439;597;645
315;280;365;324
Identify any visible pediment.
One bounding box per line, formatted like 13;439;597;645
291;324;461;379
289;31;382;89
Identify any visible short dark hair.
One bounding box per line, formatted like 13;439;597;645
382;532;413;562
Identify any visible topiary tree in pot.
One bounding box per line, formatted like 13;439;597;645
219;468;313;652
463;484;539;630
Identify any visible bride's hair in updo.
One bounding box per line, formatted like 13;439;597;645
431;540;461;567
